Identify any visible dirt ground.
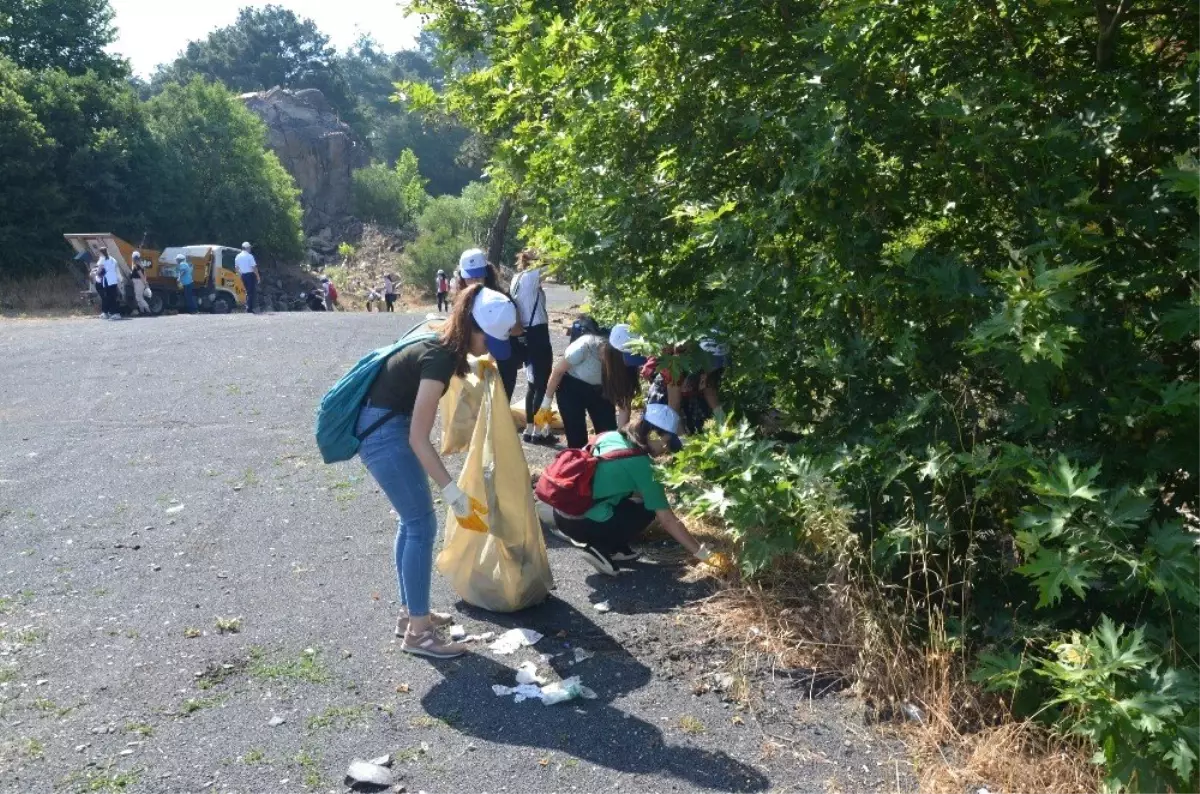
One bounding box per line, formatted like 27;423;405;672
0;293;913;793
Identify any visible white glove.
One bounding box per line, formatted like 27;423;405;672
441;483;471;518
694;543;713;561
540;395;553;411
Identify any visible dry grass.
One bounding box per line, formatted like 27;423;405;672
0;270;95;316
675;518;1098;793
913;720;1099;794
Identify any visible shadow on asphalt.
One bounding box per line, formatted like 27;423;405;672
423;595;769;792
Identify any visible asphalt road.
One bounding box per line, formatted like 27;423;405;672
0;296;910;794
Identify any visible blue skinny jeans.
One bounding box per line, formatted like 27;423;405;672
356;406;437;617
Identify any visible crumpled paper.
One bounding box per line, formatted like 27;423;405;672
488;628;543;655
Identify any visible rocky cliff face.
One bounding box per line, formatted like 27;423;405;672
240;87;368;261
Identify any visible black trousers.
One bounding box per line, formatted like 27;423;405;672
241;272;258;313
498;352;519;400
523;324;554;425
437;292;449;312
555;498;655;553
385;294;395;312
557;373;617;449
101;283;120;315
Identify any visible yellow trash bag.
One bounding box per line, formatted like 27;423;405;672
437;361;554;612
440;370;485;454
508;395;565;432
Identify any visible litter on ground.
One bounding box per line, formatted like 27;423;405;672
493;670;597;705
593;601;611;613
488;628;543;655
571;647;594;665
515;661;547;685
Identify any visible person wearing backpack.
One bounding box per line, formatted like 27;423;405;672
355;284;518;659
510;250;557;445
435;270;450;312
537;404;713;575
538;323;643;449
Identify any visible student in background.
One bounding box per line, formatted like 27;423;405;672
458;248;522;398
540;324;642;449
129;252;151;315
435;270;450;312
511;250;556;445
97;246;122;320
383;274;398;312
176;254;197;314
235;242;260;313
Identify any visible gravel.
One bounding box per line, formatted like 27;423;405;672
0;291;912;793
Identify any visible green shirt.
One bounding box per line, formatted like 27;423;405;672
584;431;670;521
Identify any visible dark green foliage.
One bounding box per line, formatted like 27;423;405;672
404;180;515;290
0;52;304;275
0;0;125;77
150;5;358;126
418;0;1198;788
351;150;429;227
0;58;161;275
146;79;303;262
151;21;481;196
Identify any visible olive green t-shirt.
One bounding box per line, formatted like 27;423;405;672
584;431;670;521
366;337;457;414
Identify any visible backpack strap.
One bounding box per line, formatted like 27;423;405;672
589;434;647;461
354;409;398;442
353;330;436;443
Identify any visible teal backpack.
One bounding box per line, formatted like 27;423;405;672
315;322;437;464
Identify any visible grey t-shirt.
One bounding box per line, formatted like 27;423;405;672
564;334;606;385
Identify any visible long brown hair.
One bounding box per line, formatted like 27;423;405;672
601;341;636;410
439;283;483;377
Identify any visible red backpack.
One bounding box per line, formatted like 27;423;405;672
327;282;338;300
535;437;645;517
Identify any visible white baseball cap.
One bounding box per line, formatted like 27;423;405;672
175;253;186;262
459;248;488;279
609;324;647;366
131;251;140;260
644;403;681;436
241;241;251;250
471;287;516;360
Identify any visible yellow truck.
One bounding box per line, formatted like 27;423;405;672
64;233;247;315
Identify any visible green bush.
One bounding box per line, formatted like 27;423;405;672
146;78;304;263
403;180;516;292
352;149;429;227
419;0;1198;788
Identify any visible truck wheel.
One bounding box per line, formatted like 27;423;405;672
147;292;166;317
211;293;234;314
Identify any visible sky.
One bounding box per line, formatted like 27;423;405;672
108;0;424;77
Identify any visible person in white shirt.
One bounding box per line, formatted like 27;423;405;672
382;274;397;312
97;246;122;319
234;241;260;313
510;250;556;444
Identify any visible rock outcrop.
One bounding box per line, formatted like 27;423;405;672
240;87;368;244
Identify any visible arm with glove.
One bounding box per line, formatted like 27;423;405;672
409;379;489;531
536;357;572;430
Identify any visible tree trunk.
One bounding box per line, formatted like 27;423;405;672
487;198;514;267
1093;0;1128;238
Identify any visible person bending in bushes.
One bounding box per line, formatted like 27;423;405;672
550;403;714;575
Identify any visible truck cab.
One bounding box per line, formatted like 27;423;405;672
158;245;246;314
